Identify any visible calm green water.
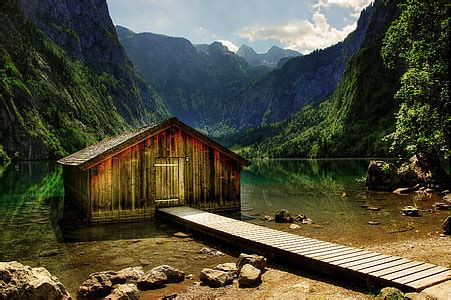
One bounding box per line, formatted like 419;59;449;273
0;159;448;294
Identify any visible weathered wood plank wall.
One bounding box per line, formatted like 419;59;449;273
74;125;241;222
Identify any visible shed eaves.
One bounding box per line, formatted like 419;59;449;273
57;117;250;169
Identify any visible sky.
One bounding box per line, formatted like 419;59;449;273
106;0;373;54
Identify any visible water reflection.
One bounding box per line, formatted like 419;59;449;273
240;159;449;245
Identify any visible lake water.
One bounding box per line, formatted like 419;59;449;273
0;159;449;295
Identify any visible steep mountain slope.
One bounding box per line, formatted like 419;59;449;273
0;0;168;160
117;26;269;128
227;0;401;158
225;4;377;128
237;45;300;68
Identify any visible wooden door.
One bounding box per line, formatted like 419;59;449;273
154;157;184;206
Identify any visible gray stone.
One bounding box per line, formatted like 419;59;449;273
151;265;184;283
106;283;139;300
236;253;267;270
238;264;262;287
77;272;113;298
420;280;451;300
393;187;411;195
263;215;274;222
378;287;404;299
214;263;238;275
199;268;233;288
137;270;167;290
173;232;192;238
365;161;401;191
442;216;450;235
0;261;69;300
401;206;420;217
113;267;145;284
302;218;314;224
404;292;427;300
38;249;59;257
198;247;212;254
275;209;293;223
289;224;300;229
295;214;307;222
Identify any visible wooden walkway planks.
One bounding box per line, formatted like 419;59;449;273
157;206;451;291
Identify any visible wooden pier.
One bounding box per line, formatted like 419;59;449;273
157;206;450;292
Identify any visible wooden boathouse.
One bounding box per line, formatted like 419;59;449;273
58;117;250;222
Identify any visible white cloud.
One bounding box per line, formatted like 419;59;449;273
239;12;356;54
313;0;373;12
217;40;239;53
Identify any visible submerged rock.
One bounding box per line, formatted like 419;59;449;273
38;249;59;257
77;272;112;298
263;215;274;222
275;209;293;223
289;224;300;229
442;216;450;235
137;270;167;290
199;268;233;288
238;264;262;287
401;206;420;217
173;232;192;238
151;265;184;283
236;253;267;271
0;261;69;300
107;283;139;300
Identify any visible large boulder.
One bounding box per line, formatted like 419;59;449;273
136;270;167;290
238;264;262;288
366;156;451;191
442;216;450;235
77;272;113;298
199;268;233;288
214;263;238;276
106;283;139;300
236;253;267;271
275;209;293;223
365;161;400;191
150;265;184;283
0;261;69;300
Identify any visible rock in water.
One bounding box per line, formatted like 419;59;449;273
236;253;267;270
214;263;238;275
151;265;184;283
442;216;450;235
365;160;400;191
378;287;404;299
107;283;139;300
238;264;262;287
113;267;145;284
77;272;113;298
401;206;420;217
0;261;69;300
199;268;233;288
137;270;167;290
295;214;307;222
393;187;411;195
275;209;293;223
289;224;300;229
173;232;191;238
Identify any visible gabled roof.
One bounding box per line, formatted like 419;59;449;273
58;117;250;170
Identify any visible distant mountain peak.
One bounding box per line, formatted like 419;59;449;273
237;44;301;68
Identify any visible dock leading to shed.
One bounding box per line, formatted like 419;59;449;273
58;117;250;223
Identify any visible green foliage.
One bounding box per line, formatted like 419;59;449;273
0;145;11;175
382;0;449;159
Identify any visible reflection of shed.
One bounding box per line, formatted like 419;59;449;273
58;117;250;222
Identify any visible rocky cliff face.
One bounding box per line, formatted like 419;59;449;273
117;27;269;129
227;4;375;128
0;0;167;160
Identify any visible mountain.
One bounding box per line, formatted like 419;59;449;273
223;2;379;128
237;45;301;68
0;0;168;160
225;0;402;158
117;26;270;129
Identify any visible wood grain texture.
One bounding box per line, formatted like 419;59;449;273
157;206;451;292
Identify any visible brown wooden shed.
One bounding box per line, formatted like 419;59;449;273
58;117;250;223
